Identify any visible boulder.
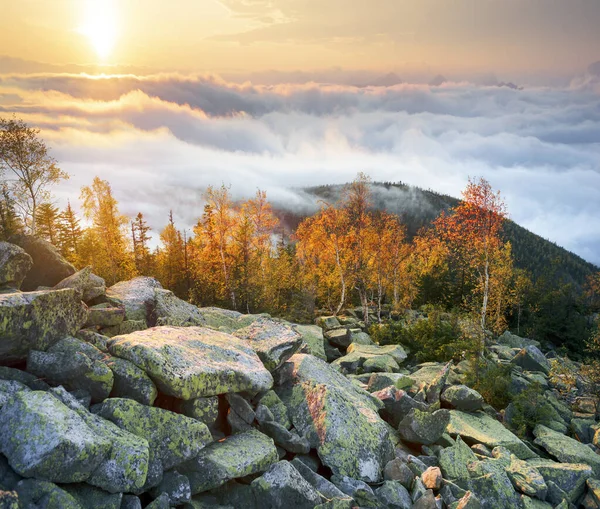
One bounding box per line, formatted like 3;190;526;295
50;387;149;493
367;373;413;393
512;346;551;375
498;331;541;349
506;455;547;500
295;324;327;361
373;387;429;427
397;408;450;445
9;234;75;290
533;425;600;476
439;436;477;483
0;242;32;290
316;316;341;331
276;354;394;482
324;328;351;349
375;480;412;509
0;289;88;364
14;479;82;509
97;398;212;476
0;366;48;391
468;470;520;509
63;483;123;509
582;478;600;509
363;354;400;373
154;288;207;327
105;277;162;323
86;305;125;328
105;357;158;406
0;391;110;483
150;470;191;505
347;343;408;365
27;337;114;403
383;458;415;488
422;467;442;490
179;396;219;427
447;410;537;459
180;429;278;494
441;385;484;412
251;460;322;509
290;458;348;501
257;390;292;429
107;326;274;399
53;266;105;302
233;317;303;372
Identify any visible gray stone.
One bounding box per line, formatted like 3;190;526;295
0;391;110;483
53;266;105;302
439;436;477;483
181;429;278;494
107;326;274;399
150;470;192;505
0;242;32;290
0;289;88;364
373;387;429;427
10;234;75;291
290;458;347;501
398;408;450;445
526;457;593;502
512;346;551;375
295;324;327;361
63;484;122;509
86;305;125;328
251;461;322;509
14;479;82;509
105;357;157;406
441;385;484;412
180;396;219;427
375;480;412;509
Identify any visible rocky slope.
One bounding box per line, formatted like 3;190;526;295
0;237;599;508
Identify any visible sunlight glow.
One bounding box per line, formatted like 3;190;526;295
79;0;118;60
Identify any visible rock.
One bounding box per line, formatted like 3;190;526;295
63;484;123;508
14;479;82;509
441;385;484;412
397;408;450;445
257;390;292;429
422;466;442;490
375;480;412;509
367;373;413;392
9;234;75;290
447;410;537;459
27;337;114;403
533;424;600;476
0;391;110;483
412;489;437;509
107;326;274;399
150;470;192;505
97;398;212;475
350;330;375;345
51;387;149;493
347;343;408;365
53;266;105;302
105;357;157;406
251;460;322;509
363;354;400;373
121;495;142;509
424;361;452;404
0;289;88;364
455;491;482;509
146;493;170;509
439;435;477;483
574;397;597;415
325;329;351;349
105;277;162;323
373;387;429;427
316;316;341;331
259;421;310;454
571;417;596;444
506;455;547;499
86;305;125;328
0;242;32;290
233;317;303;372
498;331;541;349
384;458;415;488
0;455;21;491
582;478;600;509
290;458;347;501
0;366;48;391
180;397;219;428
526;458;592;502
276;354;394;482
153;288;206;326
512;346;551;375
295;325;327;361
468;467;521;509
180;429;278;494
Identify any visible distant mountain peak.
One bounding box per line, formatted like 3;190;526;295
369;72;403;87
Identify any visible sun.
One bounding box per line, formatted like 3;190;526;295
79;0;118;61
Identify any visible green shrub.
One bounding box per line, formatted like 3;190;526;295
463;359;513;410
370;308;467;363
507;383;557;438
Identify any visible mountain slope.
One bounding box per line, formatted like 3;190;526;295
276;182;598;288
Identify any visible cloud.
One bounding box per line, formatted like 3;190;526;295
0;71;599;265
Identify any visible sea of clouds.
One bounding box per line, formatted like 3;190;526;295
0;71;599;264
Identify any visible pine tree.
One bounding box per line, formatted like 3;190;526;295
58;201;82;265
157;211;187;296
0;183;23;240
131;212;153;275
36;202;60;245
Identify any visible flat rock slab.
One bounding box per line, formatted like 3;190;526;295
234;317;303;371
181;429;278;494
346;343;408;365
107;326;273;399
533;425;600;477
526;458;592;503
447;410;537;460
0;289;88;364
277;354;394;483
294;324;327;361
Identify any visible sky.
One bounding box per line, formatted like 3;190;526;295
0;0;599;264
